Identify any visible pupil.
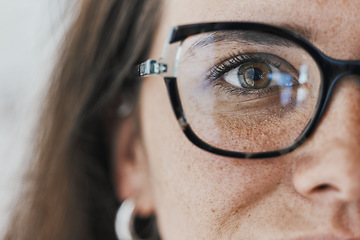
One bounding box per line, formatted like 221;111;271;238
249;67;263;82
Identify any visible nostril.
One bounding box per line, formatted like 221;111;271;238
314;184;331;191
307;183;339;197
312;184;340;194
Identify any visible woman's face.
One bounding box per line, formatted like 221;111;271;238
118;0;360;239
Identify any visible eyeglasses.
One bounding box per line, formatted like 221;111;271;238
137;22;360;159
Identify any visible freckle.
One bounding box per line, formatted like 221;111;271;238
187;165;191;171
211;209;215;213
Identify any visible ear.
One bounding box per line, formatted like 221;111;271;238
113;115;155;216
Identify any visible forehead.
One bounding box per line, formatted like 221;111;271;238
152;0;360;60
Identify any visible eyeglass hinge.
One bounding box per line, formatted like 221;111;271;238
139;59;167;76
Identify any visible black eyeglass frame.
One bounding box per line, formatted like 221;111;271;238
138;22;360;159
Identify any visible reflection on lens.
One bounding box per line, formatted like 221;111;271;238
280;87;293;105
267;73;293;87
296;87;308;104
299;64;308;84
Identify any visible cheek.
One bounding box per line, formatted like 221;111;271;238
139;76;291;238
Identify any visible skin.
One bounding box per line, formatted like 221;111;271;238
114;0;360;239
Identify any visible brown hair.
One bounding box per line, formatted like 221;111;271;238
5;0;161;239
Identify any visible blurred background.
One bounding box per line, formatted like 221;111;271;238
0;0;74;236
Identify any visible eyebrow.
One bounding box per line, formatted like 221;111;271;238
189;23;315;51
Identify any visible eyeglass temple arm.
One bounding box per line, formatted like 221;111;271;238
137;59;168;77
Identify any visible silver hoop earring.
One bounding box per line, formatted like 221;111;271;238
115;199;161;240
115;199;135;240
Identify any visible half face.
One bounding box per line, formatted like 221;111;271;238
124;0;360;239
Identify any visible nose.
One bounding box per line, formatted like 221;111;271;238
293;76;360;203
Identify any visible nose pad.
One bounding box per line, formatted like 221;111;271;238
292;76;360;203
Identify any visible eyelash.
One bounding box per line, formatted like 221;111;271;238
207;52;280;80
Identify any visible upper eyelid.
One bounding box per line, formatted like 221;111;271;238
206;52;299;81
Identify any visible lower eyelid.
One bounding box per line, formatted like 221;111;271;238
214;80;285;97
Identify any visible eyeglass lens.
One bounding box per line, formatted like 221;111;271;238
177;30;322;153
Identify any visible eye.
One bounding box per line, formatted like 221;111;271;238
208;53;299;93
224;62;273;89
223;61;296;90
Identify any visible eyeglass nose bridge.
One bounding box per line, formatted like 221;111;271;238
317;57;360;119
